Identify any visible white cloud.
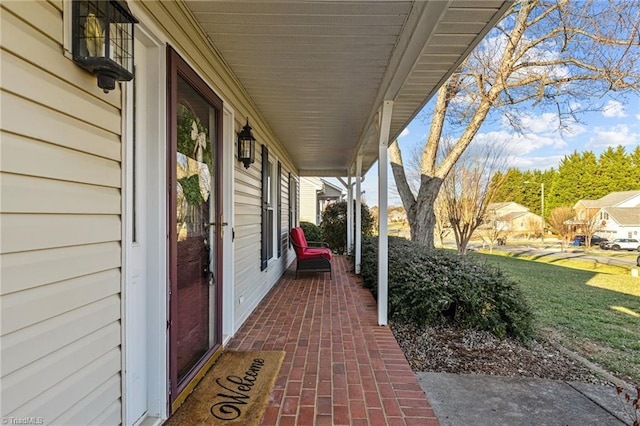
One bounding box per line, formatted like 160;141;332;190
507;155;566;170
586;124;639;149
500;111;586;137
636;113;640;120
518;112;558;133
399;128;410;138
474;130;566;156
602;100;627;118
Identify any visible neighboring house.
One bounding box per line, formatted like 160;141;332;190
594;207;640;240
571;190;640;238
489;202;530;217
485;202;543;236
389;206;408;223
0;1;510;424
300;177;345;225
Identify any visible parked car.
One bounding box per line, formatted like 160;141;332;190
572;234;608;246
600;238;640;251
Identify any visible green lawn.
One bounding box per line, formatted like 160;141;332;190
471;253;640;384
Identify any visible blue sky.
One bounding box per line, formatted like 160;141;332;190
353;93;640;207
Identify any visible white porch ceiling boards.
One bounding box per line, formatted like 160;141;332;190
184;1;511;176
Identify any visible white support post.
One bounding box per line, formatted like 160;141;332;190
355;157;363;274
347;174;353;255
377;100;393;326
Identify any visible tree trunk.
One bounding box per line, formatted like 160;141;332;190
407;177;442;248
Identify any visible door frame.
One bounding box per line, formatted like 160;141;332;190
166;46;224;408
122;23;167;425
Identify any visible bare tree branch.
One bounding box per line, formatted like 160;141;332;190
392;0;640;247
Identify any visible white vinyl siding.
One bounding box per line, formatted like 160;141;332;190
133;1;299;333
233;142;296;329
299;177;322;224
0;1;122;423
2;0;302;421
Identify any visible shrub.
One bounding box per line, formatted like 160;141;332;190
299;221;322;243
320;201;374;254
361;236;534;342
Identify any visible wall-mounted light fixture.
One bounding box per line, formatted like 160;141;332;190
72;0;138;93
237;118;256;169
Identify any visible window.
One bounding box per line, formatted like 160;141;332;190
261;147;282;269
261;145;270;270
277;162;282;258
288;173;297;246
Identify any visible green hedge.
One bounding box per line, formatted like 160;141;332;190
361;236;534;342
300;221;322;243
320;201;374;254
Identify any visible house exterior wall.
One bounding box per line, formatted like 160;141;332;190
596;209;640;239
300;177;321;224
2;1;298;423
510;212;543;233
136;0;299;329
1;1;123;423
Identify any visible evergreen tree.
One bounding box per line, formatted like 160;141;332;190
550;151;598;208
491;147;638;213
596;146;635;196
630;146;640;188
492;169;524;203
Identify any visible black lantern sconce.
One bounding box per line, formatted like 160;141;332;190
237;118;256;169
72;0;138;93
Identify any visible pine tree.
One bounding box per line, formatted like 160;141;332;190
630;146;640;189
549;151;598;208
596;146;635;195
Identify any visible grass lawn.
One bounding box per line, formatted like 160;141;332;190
471;252;640;385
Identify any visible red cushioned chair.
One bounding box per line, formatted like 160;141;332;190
290;227;332;279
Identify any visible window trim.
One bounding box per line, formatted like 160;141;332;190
261;144;269;270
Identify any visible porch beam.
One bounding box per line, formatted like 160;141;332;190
377;100;393;326
355;156;363;274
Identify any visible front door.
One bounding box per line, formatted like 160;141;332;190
167;47;223;407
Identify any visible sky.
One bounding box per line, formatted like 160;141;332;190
351;92;640;207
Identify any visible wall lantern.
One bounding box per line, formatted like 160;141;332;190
237;118;256;169
72;0;138;93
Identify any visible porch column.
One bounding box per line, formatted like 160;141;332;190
377;100;393;326
347;175;353;254
355;156;363;274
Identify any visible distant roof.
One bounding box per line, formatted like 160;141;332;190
575;200;600;209
576;190;640;209
320;178;344;194
498;211;531;222
605;207;640;226
596;190;640;207
487;202;528;212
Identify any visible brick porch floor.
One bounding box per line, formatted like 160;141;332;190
226;256;439;425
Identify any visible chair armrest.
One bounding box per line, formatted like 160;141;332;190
307;241;330;248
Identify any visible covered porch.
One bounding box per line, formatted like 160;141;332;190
227;256;438;425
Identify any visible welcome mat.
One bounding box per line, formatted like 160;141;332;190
166;350;285;425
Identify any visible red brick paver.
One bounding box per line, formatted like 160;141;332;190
227;257;439;425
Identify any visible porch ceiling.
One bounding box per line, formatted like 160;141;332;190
184;1;511;177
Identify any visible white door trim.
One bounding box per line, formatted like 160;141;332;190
122;22;168;425
222;106;235;342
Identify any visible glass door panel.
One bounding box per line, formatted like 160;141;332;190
175;75;217;383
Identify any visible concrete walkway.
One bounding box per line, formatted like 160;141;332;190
417;372;633;426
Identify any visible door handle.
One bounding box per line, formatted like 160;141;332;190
219;216;228;239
